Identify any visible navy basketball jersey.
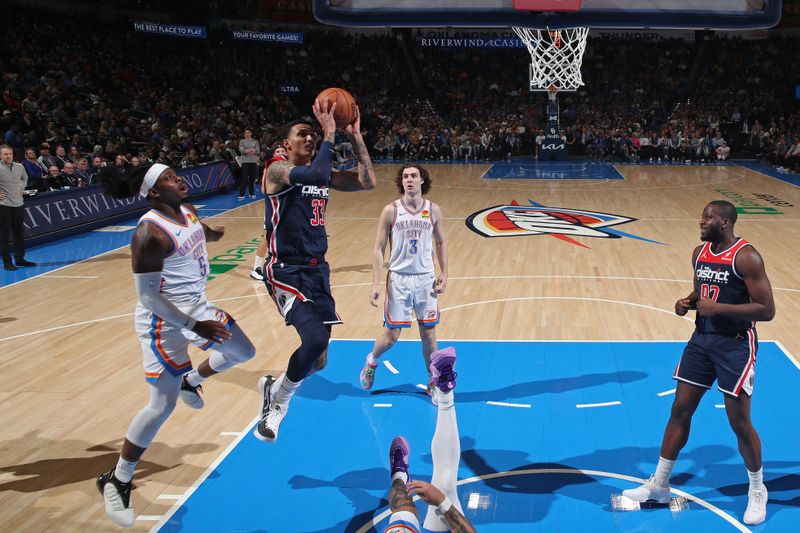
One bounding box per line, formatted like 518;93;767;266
265;183;329;260
694;238;754;334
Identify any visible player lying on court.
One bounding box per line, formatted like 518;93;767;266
255;97;377;443
360;164;448;397
623;200;775;526
384;347;476;533
94;163;257;527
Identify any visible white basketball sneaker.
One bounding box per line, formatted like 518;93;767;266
96;469;134;527
743;487;768;525
622;475;671;504
260;403;287;442
254;375;288;442
179;375;204;409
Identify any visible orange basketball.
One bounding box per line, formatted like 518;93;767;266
316;87;357;129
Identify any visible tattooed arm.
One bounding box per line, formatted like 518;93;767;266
407;480;477;533
334;105;376;191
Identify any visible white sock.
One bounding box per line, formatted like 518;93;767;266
253;256;263;269
422;399;462;531
392;471;408;484
747;467;764;491
114;457;138;483
185;369;207;387
366;353;378;367
435;390;454;409
653;456;675;487
273;373;301;405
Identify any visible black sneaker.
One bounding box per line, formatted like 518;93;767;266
254;375;278;442
14;258;37;267
3;262;16;271
180;375;204;409
96;469;134;527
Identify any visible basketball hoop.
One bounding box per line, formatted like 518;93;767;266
513;26;589;92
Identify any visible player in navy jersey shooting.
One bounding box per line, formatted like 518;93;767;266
624;200;775;526
255;97;377;442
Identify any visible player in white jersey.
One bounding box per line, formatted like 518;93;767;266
93;163;257;528
360;164;448;394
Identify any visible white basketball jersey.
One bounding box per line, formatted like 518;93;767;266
139;206;208;303
388;199;435;275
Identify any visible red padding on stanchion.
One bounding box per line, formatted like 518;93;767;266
513;0;582;12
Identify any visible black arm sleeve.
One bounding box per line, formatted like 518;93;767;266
288;141;335;186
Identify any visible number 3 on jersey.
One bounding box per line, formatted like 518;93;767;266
700;283;720;301
310;199;326;226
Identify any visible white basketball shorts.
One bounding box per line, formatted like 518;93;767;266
384;271;440;329
134;299;233;382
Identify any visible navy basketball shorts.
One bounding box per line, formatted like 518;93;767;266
673;329;758;397
263;260;342;327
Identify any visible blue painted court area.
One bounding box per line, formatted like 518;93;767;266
157;340;800;533
733;160;800;188
0;191;263;288
482;159;625;180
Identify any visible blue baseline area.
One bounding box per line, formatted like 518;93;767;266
0;190;263;288
732;160;800;188
482;159;625;180
158;340;800;533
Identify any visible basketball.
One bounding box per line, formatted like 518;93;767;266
316;87;357;129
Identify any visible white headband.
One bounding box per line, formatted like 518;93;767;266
139;163;169;198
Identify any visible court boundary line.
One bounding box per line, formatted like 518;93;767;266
149;415;260;533
732;160;800;189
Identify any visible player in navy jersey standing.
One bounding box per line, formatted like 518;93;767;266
255;98;377;442
624;200;775;526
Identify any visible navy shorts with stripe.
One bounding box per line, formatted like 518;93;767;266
264;260;341;327
674;329;758;397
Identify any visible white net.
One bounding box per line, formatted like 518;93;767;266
513;26;589;92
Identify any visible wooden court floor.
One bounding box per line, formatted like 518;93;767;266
1;162;798;531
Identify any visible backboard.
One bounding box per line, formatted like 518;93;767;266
313;0;782;30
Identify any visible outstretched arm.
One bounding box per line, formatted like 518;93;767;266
333;105;376;191
266;98;338;192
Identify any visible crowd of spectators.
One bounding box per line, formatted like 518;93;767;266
2;6;799;198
